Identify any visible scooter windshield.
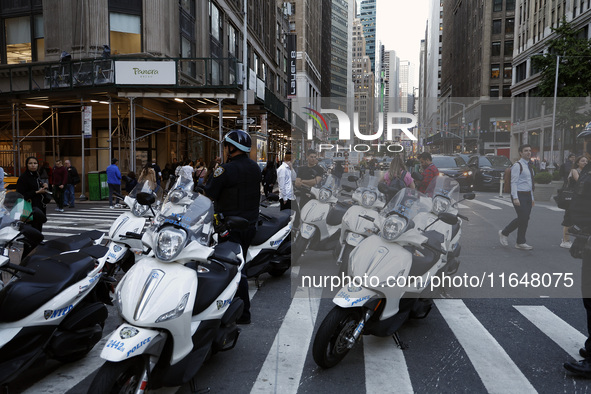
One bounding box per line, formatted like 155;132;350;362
317;174;339;202
379;188;432;222
0;192;28;229
155;189;214;246
129;180;164;201
352;175;385;208
424;175;460;202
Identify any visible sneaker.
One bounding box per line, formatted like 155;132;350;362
110;206;115;210
515;243;533;250
560;241;572;249
499;230;508;247
57;208;64;212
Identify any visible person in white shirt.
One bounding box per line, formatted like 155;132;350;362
499;144;535;250
180;159;194;181
276;151;296;210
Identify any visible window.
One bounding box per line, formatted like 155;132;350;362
493;0;503;12
503;63;512;79
515;62;527;82
6;16;32;64
504;40;514;56
493;19;502;34
210;2;221;42
180;0;196;77
110;13;141;54
491;64;500;79
492;41;501;56
505;18;514;34
503;85;512;97
34;15;44;61
490;86;500;97
507;0;516;10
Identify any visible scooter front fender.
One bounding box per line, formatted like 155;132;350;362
100;325;166;362
105;241;129;264
333;286;380;308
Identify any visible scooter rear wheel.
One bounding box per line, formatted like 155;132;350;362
313;306;362;369
88;357;146;394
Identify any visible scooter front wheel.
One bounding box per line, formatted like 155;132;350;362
88;357;146;394
313;306;362;369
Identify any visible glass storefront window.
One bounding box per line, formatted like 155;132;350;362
109;12;141;55
6;16;31;64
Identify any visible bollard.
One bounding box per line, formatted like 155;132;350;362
499;172;504;198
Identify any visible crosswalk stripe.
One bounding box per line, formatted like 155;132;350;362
514;305;586;360
43;225;108;232
363;336;413;394
490;198;514;207
435;299;536;393
46;217;115;224
21;330;114;394
456;203;469;209
251;286;321;394
468;200;503;210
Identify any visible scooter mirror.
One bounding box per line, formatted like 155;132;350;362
341;185;354;192
226;216;249;231
348;175;359;182
136;192;156;206
266;193;280;202
462;192;476;200
411;172;424;182
438;212;458;225
378;182;399;195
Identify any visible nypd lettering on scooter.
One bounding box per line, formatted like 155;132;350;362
216;299;232;310
351;295;371;306
44;304;73;320
126;336;151;357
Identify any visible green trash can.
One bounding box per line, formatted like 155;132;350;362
99;171;109;200
88;172;101;201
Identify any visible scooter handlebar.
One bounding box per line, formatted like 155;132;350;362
4;262;36;275
457;214;469;222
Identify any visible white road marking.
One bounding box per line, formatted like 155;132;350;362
364;335;413;394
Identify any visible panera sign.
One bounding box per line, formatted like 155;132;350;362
115;61;176;85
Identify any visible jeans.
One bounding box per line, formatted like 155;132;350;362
502;191;533;244
53;185;65;209
108;183;121;206
64;184;75;207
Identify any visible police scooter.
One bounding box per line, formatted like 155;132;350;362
336;175;386;270
105;180;163;274
89;176;249;392
0;194;110;386
312;187;467;369
243;194;293;281
292;174;351;264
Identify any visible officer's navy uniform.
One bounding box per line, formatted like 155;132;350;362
205;152;261;323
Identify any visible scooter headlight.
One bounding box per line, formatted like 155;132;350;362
131;201;149;217
155;293;190;323
432;196;451;214
361;191;377;207
155;228;187;261
381;216;407;241
318;188;332;202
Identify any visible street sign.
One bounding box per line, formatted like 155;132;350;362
328;137;338;140
236;117;256;125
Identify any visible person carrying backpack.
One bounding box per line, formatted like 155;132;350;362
381;155;415;192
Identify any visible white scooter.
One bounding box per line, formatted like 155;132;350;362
312;187;467;369
89;176;249;392
105;180;163;274
0;194;110;386
336;175;386;269
292;175;351;264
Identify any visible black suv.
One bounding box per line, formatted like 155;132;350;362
430;155;474;192
466;155;512;190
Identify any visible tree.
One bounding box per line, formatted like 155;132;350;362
531;19;591;159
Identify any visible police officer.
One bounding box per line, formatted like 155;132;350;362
205;129;261;324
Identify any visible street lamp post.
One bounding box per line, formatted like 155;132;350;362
448;101;466;153
549;55;560;172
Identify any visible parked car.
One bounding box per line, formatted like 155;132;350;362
466;154;512;190
430;155;474;192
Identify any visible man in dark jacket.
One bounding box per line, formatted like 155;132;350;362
64;159;80;208
52;159;68;212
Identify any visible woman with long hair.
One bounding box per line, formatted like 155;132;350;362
382;155;415;189
138;163;157;190
16;156;49;232
561;155;590;248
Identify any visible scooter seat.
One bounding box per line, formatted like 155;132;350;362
326;201;352;226
0;252;97;323
406;231;444;277
252;211;291;246
32;233;98;257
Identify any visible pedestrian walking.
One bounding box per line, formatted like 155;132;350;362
194;161;207;187
563;155;591;377
106;158;122;209
180;159;194;181
416;152;439;193
277;151;296;211
205;130;261;325
138;163;157;190
150;157;162;187
499;144;535;250
382;155;415;190
64;159;80;208
16;157;49;232
124;171;138;194
560;153;576;182
261;160;277;197
561;155;589;248
332;160;345;188
52;159;67;212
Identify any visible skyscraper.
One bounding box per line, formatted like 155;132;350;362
359;0;376;72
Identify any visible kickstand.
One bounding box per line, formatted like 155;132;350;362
392;332;408;350
190;378;210;393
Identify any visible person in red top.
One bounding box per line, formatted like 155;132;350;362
416;152;439;194
52;159;68;212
